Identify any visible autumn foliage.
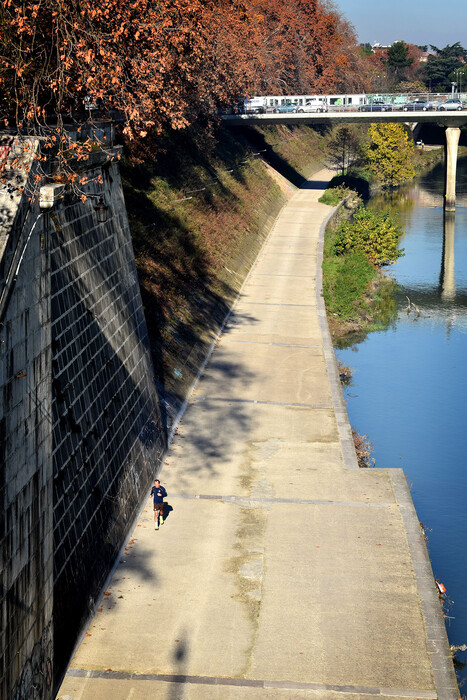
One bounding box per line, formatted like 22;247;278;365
0;0;356;145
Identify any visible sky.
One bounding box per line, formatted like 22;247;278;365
335;0;466;48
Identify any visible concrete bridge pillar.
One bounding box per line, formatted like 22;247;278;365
444;126;461;211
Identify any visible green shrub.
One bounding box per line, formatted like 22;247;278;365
318;186;349;206
332;206;404;266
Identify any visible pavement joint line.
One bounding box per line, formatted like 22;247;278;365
219;340;323;348
65;669;436;696
192;396;333;409
253;273;315;277
238;301;317;307
168;493;393;507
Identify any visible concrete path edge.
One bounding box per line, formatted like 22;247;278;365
390;469;459;699
315;203;359;471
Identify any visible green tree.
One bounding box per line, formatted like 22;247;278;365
363;123;415;187
423;43;466;90
332;206;404;266
326;125;362;175
387;41;413;75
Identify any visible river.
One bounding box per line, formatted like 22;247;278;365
336;154;467;683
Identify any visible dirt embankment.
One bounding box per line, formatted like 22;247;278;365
122;123;329;429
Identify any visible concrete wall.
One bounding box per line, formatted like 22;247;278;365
0;144;166;699
0;140;54;700
49;154;166;685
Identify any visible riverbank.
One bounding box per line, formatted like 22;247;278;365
320;144;460;344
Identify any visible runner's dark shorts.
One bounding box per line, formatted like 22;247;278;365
153;502;164;514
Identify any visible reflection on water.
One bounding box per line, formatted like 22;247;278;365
441;212;456;301
336;156;467;681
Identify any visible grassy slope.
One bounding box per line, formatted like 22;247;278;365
121;123;327;423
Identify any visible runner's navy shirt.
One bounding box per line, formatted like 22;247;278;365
151;485;167;503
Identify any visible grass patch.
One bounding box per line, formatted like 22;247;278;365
412;144;445;174
318;186;349;206
322;248;376;318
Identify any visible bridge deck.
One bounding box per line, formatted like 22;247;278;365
222;111;467;127
57;170;458;700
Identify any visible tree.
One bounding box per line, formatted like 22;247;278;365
357;49;391;93
398;80;427;93
326;125;362;175
363;123;414;187
0;0;361;183
423;43;466;91
386;41;413;75
245;0;358;95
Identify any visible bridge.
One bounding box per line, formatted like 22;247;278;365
222;111;467;211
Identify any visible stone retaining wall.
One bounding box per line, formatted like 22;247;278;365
0;141;54;700
0;146;166;699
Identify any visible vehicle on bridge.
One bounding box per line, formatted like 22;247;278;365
358;101;392;112
243;97;266;114
272;102;298;113
437;98;466;111
401;99;434;111
295;101;328;113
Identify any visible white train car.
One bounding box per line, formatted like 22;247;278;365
243;93;368;114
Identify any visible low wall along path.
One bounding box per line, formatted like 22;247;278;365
58;169;458;700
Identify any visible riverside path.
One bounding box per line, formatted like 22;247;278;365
58;169;458;700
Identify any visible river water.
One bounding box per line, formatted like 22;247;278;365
336;155;467;682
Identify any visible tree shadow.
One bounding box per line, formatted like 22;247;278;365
238;126;307;188
121;125;275;439
166;631;190;700
300;178;334;190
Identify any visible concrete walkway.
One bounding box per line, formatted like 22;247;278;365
58;169;458;700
